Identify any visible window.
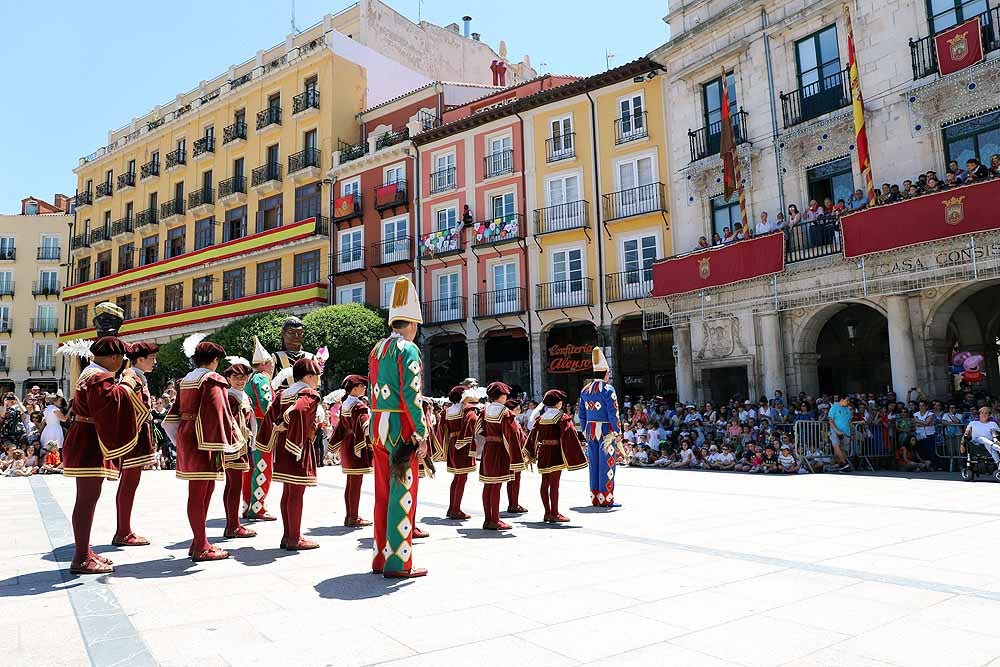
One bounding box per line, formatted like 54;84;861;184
617;93;646;141
103;210;112;231
337;284;364;304
432;152;456;191
380;278;396;310
795;26;845;121
116;295;132;320
486;135;513;176
384;164;404;185
38;270;58;293
0;237;15;260
95;251;111;279
268;93;280;111
551;247;585;306
25;201;38;215
205;125;214;142
224;206;247;242
305;75;318;93
0;342;7;364
174;181;185;206
164;283;184;312
491;261;519;314
148;191;158;215
0;305;9;331
490;192;516;221
118;242;135;271
702;72;737;153
614;155;657;216
545;174;583;229
549;116;574;159
125;201;134;222
338;228;364;271
74;305;88;330
435;206;457;231
127;159;136;176
150;152;159;169
234;157;245;182
710;193;741;239
139;289;156;317
235;108;246;126
39;235;59;259
176;137;186;154
258;193;282;232
266;143;279;166
195;217;215;250
202;169;213;194
33;343;54;369
294;182;321;222
806;156;854;208
223;268;245;301
36;304;56;330
166;225;186;258
141;235;159;266
943;109;1000;168
256;259;281;293
382;216;409;263
294;250;321;286
105;169;113;187
436;272;461;320
927;0;988;34
75;259;90;284
304;128;318;153
193;276;213;306
341;178;360;198
621;235;657;298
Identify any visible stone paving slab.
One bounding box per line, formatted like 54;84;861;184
3;466;1000;666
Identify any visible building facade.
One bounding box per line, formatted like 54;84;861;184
647;0;1000;402
0;196;71;394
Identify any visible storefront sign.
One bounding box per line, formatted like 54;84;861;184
547;343;594;374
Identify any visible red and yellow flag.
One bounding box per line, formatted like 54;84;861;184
845;5;875;203
718;69;748;231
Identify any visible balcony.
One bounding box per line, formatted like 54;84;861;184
373;179;407;212
785;216;843;263
75;190;92;207
36;246;60;261
615;112;648;145
256;106;281;132
688;109;750;162
422;297;466;325
89;226;110;246
311;215;330;237
0;358;7;372
338;139;368;164
140;159;159;181
780;70;850;128
29;318;58;334
135;207;158;229
160;198;185;223
165;148;186;171
606;269;652;302
193;136;215;158
0;248;14;261
429;166;456;194
910;7;1000;79
537;278;594;310
370;236;413;266
110;217;134;237
534;200;590;235
293;89;320;115
218;176;247;204
223;121;247;145
117;171;136;191
251;162;282;193
0;321;10;335
419;225;464;260
474;287;526;318
602;182;667;222
472;214;525;247
188;187;214;215
71;233;89;250
31;280;59;296
27;356;56;372
546;134;575;162
0;282;13;297
484;149;514;178
334;246;366;274
288;148;321;181
375;128;409;151
333;193;362;224
95;181;113;199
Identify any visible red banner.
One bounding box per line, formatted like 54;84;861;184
375;183;401;207
841;178;1000;258
651;233;785;297
333;194;356;218
935;18;984;76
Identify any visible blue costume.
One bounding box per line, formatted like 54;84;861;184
577;348;621;507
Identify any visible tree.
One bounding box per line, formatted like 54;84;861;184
302;304;387;388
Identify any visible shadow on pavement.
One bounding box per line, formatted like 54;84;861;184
456;529;515;540
420;516;474;526
306;525;359;538
314;572;415;600
226;545;299;567
514;521;581;530
42;543;117;562
357;537;374;551
99;557;202;580
568;506;622;514
0;570;82;597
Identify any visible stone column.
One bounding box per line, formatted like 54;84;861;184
673;323;695;402
466;336;485;384
599;324;618;388
886;295;919;399
759;311;786;398
530;331;546;399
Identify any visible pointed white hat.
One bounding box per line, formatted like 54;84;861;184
592;346;610;373
252;336;270;365
388;277;423;325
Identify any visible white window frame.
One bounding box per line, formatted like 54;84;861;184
39;234;60;250
433;269;462;321
0;342;8;363
0;271;12;292
383;163;405;184
381;214;409;264
379;277;397;311
36;303;57;327
547;242;587;308
38;269;59;292
337;227;364;272
543;169;584;230
488;189;517;221
485;130;514;177
0;236;14;256
33;342;54;367
486;258;520;316
618;231;659;299
340;177;361;198
548;114;574;158
336;282;365;305
431;149;457;191
613;150;659;217
617;91;647;140
0;305;10;329
433;204;459;231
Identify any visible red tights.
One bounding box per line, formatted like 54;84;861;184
448;474;468;515
344;475;363;522
506;472;521;509
223;469;244;533
280;484;306;544
72;478;104;564
114;467;141;539
481;483;501;525
540;471;562;517
186;480;215;552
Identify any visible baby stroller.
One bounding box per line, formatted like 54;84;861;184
959;435;1000;482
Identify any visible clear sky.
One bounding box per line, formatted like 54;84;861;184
0;0;670;212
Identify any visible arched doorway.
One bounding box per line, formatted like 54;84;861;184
483;328;529;398
425;334;468;396
937;283;1000;397
816;303;890;395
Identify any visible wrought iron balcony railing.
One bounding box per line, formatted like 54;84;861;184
288;148;321;174
472;214;525;247
110;217;133;237
688;109;750;161
780;69;850;128
32;281;60;296
606;269;653;302
165;148;186;169
536;278;594;310
534;200;590;235
419;225;464;259
188;187;214;209
135;207;158;228
71;233;89;250
28;356;56;372
334;246;366;274
370;236;413;266
373;179;407;210
117;171;136;189
37;246;60;260
474;287;526;318
333;193;362;223
422;297;466;325
785;216;843;263
909;7;1000;79
218;176;246;199
76;190;92;206
546;133;575;162
375;128;409;150
89;226;109;244
0;282;13;297
602;182;667;221
0;321;10;334
615;111;648;144
256;106;281;130
484;149;514;178
293;88;320;114
223;121;247;144
29;318;58;334
140;159;159;179
193;136;215;156
429;166;456;193
95;181;113;198
160;198;185;220
338;139;368;163
0;248;14;261
251;162;282;187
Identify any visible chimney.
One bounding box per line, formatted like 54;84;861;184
471;32;480;41
462;15;472;38
53;194;70;212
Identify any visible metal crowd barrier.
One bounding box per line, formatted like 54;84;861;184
849;421;894;471
793;420;830;472
935;420;969;472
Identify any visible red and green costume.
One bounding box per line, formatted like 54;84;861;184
242;371;273;518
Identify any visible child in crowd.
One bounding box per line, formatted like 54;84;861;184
40;442;62;474
759;444;779;474
896;437;932;472
3;449;35;476
778;445;798;473
629;445;650;467
710;444;735;470
804;444;828;472
670;440;694;468
653;449;673;467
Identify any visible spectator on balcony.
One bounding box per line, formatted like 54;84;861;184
847;189;868;211
965;158;989;182
786;204;801;227
803;200;822;222
755;211;773;236
462;205;473;226
924;176;943;194
916;174;928;191
711;232;723;246
732;222;747;241
722;227;736;243
989;154;1000;178
822;197;835;215
774;211;788;232
947;159;966;183
833;199;847;215
905;184;921;199
942;172;959;189
876;183;892;205
696;236;710;251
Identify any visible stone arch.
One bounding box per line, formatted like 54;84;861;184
793;298;887;358
922;279;1000;396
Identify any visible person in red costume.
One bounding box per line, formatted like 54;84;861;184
439;386;479;520
329;374;373;527
166;340;237;562
528;389;588;523
505;398;529;515
221;358;257;540
63;336;150;574
476;382;525;530
257;358;322;550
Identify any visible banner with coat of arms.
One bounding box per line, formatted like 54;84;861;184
333;193;357;219
650;232;785;298
840;178;1000;258
934;17;985;76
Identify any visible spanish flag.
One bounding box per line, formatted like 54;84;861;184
845;4;875;203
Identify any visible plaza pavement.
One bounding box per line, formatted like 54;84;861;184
4;464;1000;667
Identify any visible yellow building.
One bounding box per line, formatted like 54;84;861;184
63;2;533;346
0;196;71;394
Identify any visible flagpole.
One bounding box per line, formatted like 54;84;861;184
718;67;749;233
845;4;876;203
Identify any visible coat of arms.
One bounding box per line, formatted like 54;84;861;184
698;257;711;280
947;31;969;61
943;196;965;226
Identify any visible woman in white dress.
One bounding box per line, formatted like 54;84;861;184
41;394;68;449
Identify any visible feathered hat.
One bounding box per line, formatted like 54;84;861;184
222;356;253;377
56;338;94;360
462;386;487;402
592;346;610;373
182;332;209;359
251;336;270;365
388;277;422;325
323;389;347;405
